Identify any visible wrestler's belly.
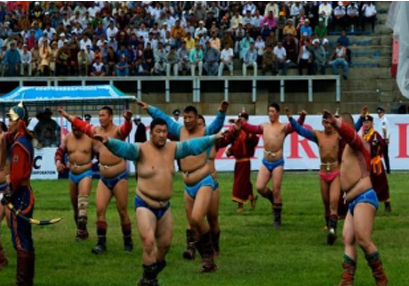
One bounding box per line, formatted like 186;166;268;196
99;160;127;179
136;182;172;209
343;176;372;202
182;163;211;186
69;161;93;175
263;148;284;162
319;161;340;173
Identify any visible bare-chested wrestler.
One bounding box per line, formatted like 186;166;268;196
59;106;134;254
286;108;341;245
239;103;305;228
95;118;224;286
139;100;228;273
323;110;388;286
0;131;10;269
55;121;96;241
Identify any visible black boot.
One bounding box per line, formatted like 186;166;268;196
384;202;392;213
138;263;159;286
211;231;220;258
92;221;107;254
76;216;89;241
273;203;282;228
327;214;338;245
182;229;196;260
196;232;217;273
15;250;35;286
123;234;133;252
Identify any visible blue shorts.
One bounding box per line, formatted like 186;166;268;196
101;171;128;191
213;180;219;191
135;195;170;220
0;182;8;193
348;189;379;216
184;174;215;199
69;169;93;185
262;158;285;173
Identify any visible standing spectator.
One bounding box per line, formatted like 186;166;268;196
106;46;117;76
49;41;58;76
4;42;21;76
90;57;106;77
133;115;147;143
20;44;32;76
116;55;129;76
39;40;51;75
254;35;265;66
377;107;391;174
276;12;286;41
330;42;348;80
262;45;275;75
243;42;258;76
33;108;60;147
347;2;360;32
333;3;347;31
177;41;190;75
319;1;333;27
189;43;203;76
274;42;288;76
298;39;313;75
77;48;89;76
84;114;92;124
361;2;377;32
283;34;297;65
153;42;167;75
166;46;179;76
219;42;234;76
31;42;40;76
309;39;328;75
203;41;220;76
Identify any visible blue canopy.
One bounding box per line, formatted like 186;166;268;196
0;85;135;104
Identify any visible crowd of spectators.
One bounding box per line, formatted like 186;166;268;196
0;1;378;79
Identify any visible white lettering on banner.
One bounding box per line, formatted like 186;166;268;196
30;114;409;179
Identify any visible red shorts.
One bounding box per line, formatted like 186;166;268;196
318;170;340;184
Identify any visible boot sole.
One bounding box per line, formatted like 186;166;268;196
327;230;337;246
182;251;195;260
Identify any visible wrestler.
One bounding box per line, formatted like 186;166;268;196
1;102;35;286
95;118;224;286
139;100;228;272
323;110;388;286
240;103;305;227
286;108;341;245
0;131;10;270
59;106;134;254
55;122;96;241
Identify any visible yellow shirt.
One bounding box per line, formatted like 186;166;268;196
184;37;196;50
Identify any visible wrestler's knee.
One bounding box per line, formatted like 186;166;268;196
142;236;155;255
355;232;372;250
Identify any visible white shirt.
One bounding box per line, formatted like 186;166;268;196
44;28;56;40
334;6;346;17
107;26;119;39
300;46;311;60
252;16;264;28
80;38;92;50
88;6;101;18
362;4;376;18
137;29;149;42
92;62;104;72
274;46;286;60
378;116;390;140
335;46;346;58
347;4;359;17
20;51;32;64
220;48;233;62
195;27;207;38
255;40;265;56
319;3;333;17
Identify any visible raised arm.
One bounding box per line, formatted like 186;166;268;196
175;135;217;159
286;111;306;134
145;104;182;139
289;117;317;143
205;101;229;135
355;105;368;132
116;110;133;140
59;109;96;138
104;138;140;161
242;123;264;134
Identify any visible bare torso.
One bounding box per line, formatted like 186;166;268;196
262;122;287;162
208;146;217;182
315;131;340;172
65;133;94;175
136;141;176;208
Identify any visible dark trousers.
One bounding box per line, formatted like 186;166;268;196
384;144;390;174
10;187;34;251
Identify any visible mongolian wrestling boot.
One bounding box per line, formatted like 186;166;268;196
384;201;392;213
76;216;89;241
92;221;107;254
138;263;159;286
366;252;388;286
197;232;218;273
0;246;8;270
182;229;196;260
15;249;35;286
122;223;133;252
211;231;220;258
327;214;338;245
273;203;282;228
335;255;356;286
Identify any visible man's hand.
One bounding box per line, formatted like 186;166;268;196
361;105;368;117
123;110;133;121
322;109;337;126
299;109;307;116
56;161;65;173
215;131;226;140
218;100;230;112
285;107;292;119
136;100;149;110
233;118;242;131
0;191;11;206
58;109;71;121
94;134;109;144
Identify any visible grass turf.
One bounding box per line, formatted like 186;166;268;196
0;172;408;286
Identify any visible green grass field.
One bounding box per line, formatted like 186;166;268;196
1;172;408;286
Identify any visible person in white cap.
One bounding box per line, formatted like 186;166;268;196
20;44;32;76
58;33;66;49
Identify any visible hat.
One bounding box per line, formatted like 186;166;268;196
7;102;27;122
239;112;249;120
305;19;310;23
377;107;385;113
322;38;329;45
133;115;141;121
35;1;40;5
84;114;92;120
364;114;374;122
319;18;324;22
43;108;53;115
312;39;320;45
163;22;168;25
199;20;204;25
60;33;65;37
279;12;285;16
172;109;180;116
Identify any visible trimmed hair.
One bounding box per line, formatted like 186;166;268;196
269;103;281;112
198;114;206;125
183;105;198;115
100;106;113;115
150;118;167;130
341;112;355;125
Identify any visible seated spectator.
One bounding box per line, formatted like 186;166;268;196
298;39;313;75
240;31;254;59
315;18;328;41
189;43;203;76
106;46;117;76
143;43;154;74
218;42;234;76
133;57;150;76
39;40;52;75
253;10;264;31
221;31;234;51
77;48;89;76
243;42;258;76
234;23;246;55
90;57;106;76
337;30;352;64
116;55;129;76
31;42;41;76
262;45;275;75
300;19;313;37
319;1;333;27
56;41;71;76
242;1;256;16
209;31;221;51
260;23;271;40
261;10;277;31
230;10;243;30
347;2;360;32
276;12;287;41
330;42;348;80
361;2;377;32
283;19;297;38
333;3;347;31
177;41;190;75
282;34;297;66
242;10;254;27
33;108;60;148
195;21;208;38
154;42;167;75
184;32;196;51
309;39;328;75
254;35;265;65
4;42;21;76
166;46;179;76
204;41;220;76
274;42;288;76
20;44;32;76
